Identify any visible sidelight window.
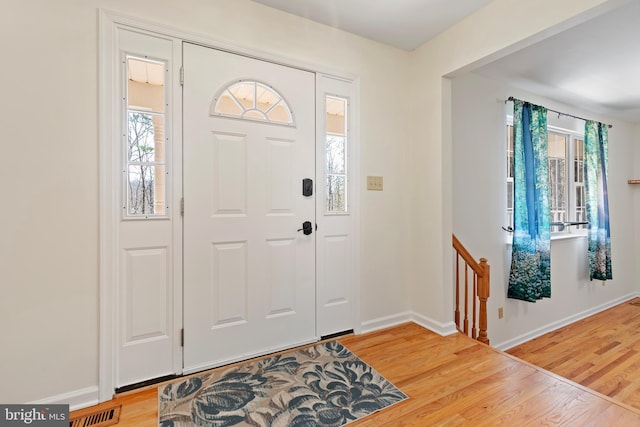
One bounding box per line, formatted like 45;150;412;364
325;96;348;213
125;56;168;217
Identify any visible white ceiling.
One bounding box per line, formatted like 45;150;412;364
253;0;640;124
474;0;640;124
251;0;494;51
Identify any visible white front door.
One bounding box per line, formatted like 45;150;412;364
182;43;317;373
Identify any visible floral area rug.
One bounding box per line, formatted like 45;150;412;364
158;341;407;426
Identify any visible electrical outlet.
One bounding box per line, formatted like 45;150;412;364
367;176;383;191
498;307;504;319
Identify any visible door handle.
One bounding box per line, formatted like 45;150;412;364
297;221;313;235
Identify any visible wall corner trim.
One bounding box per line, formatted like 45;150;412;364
411;313;458;336
359;311;458;336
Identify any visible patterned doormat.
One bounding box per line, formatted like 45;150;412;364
159;341;407;426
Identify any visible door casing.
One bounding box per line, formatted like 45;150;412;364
99;10;361;402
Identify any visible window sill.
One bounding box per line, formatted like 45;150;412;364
551;233;587;241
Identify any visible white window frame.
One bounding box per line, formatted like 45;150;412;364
211;79;296;126
324;94;349;215
506;116;587;237
122;54;171;220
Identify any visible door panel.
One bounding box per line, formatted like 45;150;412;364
118;241;173;386
316;76;357;337
182;43;316;372
115;28;177;388
211;133;247;215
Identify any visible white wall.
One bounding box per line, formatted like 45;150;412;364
633;124;640;305
407;0;628;329
451;72;638;348
0;0;412;404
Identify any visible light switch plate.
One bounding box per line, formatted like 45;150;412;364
367;176;383;191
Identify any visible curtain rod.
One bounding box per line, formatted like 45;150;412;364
505;96;613;129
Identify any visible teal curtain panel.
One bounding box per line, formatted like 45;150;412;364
584;121;612;281
508;101;551;302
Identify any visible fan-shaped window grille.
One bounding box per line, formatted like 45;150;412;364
212;80;294;126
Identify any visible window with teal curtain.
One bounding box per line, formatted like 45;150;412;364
508;101;551;302
584;121;612;280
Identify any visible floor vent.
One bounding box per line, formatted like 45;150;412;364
69;405;121;427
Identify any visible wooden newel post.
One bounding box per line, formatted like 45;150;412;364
477;258;490;345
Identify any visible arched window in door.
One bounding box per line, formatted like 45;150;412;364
211;80;294;126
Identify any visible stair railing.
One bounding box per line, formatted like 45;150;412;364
452;234;490;345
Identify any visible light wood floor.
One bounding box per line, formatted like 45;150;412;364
75;320;640;426
508;297;640;412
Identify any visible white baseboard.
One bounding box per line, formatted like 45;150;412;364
494;292;640;351
360;311;458;337
360;311;413;334
30;386;99;411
